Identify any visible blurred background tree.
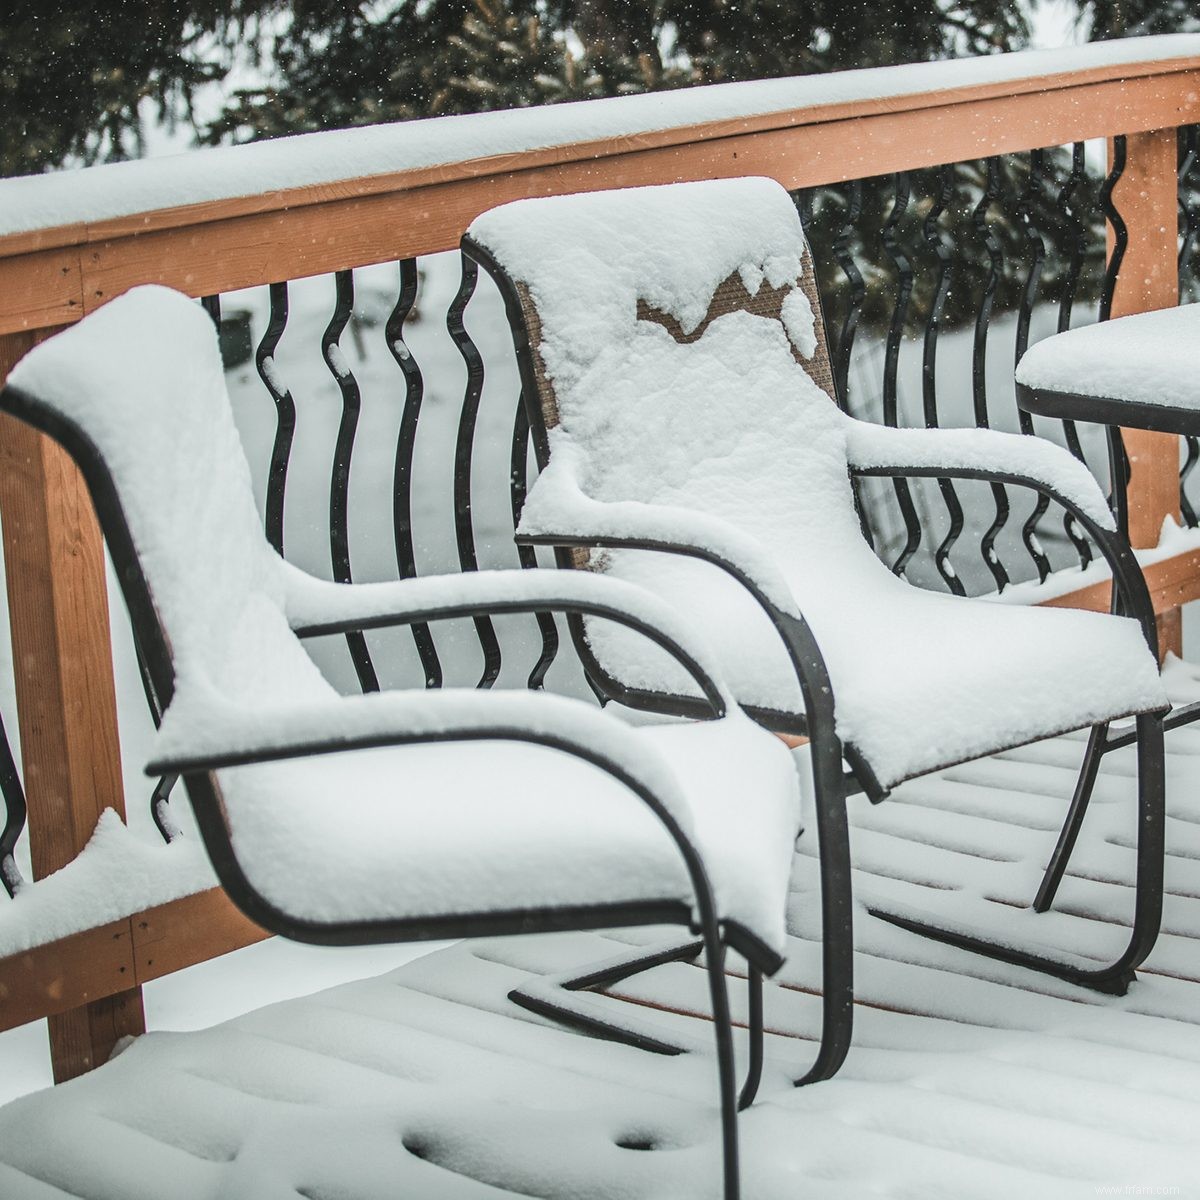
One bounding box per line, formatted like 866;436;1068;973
2;0;1034;175
0;2;268;176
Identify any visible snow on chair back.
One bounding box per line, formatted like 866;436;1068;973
466;177;863;714
3;286;334;715
470;176;836;434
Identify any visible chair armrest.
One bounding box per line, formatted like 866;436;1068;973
150;684;693;829
517;453;800;615
515;460;841;746
149;683;799;963
280;564;728;717
844;420;1156;654
843;419;1115;532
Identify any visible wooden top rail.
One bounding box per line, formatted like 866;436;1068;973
2;37;1200;336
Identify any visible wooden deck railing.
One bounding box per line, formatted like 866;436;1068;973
1;37;1199;1083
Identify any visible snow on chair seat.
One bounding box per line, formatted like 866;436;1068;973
1;286;806;1200
463;175;1170;1087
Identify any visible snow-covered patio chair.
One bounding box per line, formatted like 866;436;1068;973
462;175;1170;1094
1;285;808;1200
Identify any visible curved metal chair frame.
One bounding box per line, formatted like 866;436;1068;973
0;372;795;1200
462;226;1167;1106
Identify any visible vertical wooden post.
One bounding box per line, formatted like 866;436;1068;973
1109;128;1182;659
0;329;145;1081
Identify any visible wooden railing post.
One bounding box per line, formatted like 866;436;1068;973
0;329;145;1081
1109;127;1183;658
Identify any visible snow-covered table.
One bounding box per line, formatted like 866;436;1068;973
1016;304;1200;742
1015;304;1200;438
1016;302;1200;542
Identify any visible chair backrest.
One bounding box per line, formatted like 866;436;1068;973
3;286;333;712
465;177;873;585
473;176;835;431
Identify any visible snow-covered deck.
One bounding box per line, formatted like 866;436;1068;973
4;662;1200;1198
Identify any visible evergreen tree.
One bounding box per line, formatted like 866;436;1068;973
3;0;1039;173
0;2;273;176
198;0;1031;145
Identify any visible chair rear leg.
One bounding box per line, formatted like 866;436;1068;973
738;968;764;1110
794;745;855;1087
699;923;741;1200
869;711;1166;996
1034;721;1109;913
1118;711;1166;975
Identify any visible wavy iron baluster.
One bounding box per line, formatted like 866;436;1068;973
1179;126;1200;287
386;258;443;687
831;180;865;414
256;282;297;556
324;269;381;693
511;400;559;689
1098;135;1128;324
880;172;922;577
921;165;966;596
449;253;503;688
831;180;875;549
1013;149;1053;583
1181;439;1200;529
793;185;872;542
1178;128;1200;526
0;713;26;898
972;157;1010;593
1050;142;1095;570
127;639;181;843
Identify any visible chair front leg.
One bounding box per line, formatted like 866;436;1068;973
738;967;764;1110
698;915;742;1200
1034;721;1110;913
794;730;856;1087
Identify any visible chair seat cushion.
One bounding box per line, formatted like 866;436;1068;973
215;712;801;962
585;548;1166;792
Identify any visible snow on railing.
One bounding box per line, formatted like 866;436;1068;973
2;35;1200;243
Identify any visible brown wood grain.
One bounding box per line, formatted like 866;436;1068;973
0;920;134;1033
0;330;144;1078
131;887;269;984
0;249;82;332
1110;128;1182;552
1103;128;1185;656
47;987;145;1083
1039;546;1200;617
0;887;270;1036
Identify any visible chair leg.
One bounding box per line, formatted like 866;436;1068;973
870;712;1166;996
738;967;764;1110
699;923;741;1200
1034;721;1109;913
508;935;705;1055
794;746;856;1087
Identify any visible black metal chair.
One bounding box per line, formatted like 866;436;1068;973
0;284;808;1200
462;174;1170;1099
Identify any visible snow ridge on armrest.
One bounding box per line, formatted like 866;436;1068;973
843;419;1115;532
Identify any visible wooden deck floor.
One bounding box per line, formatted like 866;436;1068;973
3;665;1200;1198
